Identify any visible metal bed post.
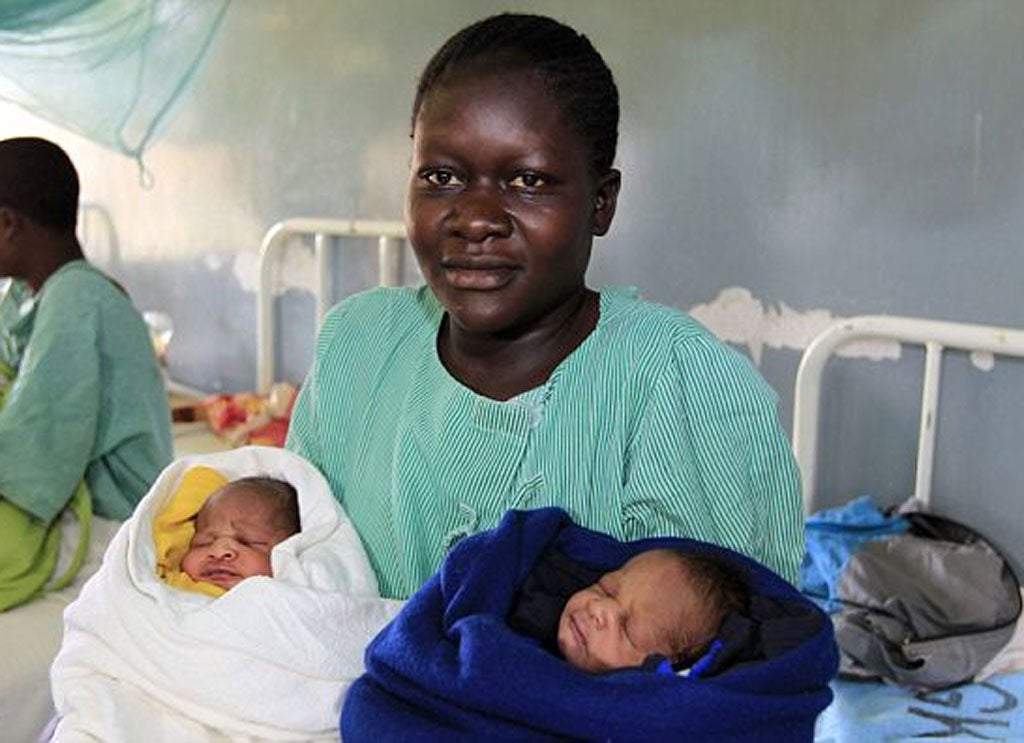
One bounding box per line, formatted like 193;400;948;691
914;341;943;509
315;233;331;325
378;235;404;287
793;315;1024;514
257;218;407;394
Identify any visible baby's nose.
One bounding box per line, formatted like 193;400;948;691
587;598;613;628
210;538;238;559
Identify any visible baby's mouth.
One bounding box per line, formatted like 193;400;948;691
570;614;587;650
201;567;239;584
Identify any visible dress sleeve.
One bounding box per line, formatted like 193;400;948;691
285;354;324;466
0;291;101;522
622;335;804;584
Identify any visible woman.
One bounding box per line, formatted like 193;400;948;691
286;13;803;599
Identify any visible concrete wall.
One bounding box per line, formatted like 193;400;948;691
3;0;1023;569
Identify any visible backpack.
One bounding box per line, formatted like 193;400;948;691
802;497;1021;690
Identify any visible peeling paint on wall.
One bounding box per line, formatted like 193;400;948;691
231;239;319;295
970;350;995;372
688;287;1002;373
688;286;901;365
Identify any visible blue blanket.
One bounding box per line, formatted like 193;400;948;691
342;508;838;742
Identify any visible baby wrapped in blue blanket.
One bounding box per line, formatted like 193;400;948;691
342;508;838;742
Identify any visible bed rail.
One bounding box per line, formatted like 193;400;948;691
256;218;407;393
792;315;1024;513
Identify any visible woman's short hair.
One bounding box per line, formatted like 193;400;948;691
412;13;619;177
0;137;79;231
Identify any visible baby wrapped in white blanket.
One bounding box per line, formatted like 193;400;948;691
50;446;404;742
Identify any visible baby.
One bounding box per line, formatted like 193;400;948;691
180;476;300;591
53;447;403;741
341;508;837;742
512;546;750;674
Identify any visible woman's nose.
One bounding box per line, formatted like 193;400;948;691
450;183;511;243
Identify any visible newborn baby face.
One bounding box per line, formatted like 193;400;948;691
180;488;292;590
556;549;693;673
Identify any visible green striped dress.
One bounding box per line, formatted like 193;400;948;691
286;286;803;599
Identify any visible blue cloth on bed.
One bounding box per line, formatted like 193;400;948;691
342;507;838;742
801;495;909;612
816;672;1024;742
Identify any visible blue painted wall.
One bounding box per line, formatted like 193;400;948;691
2;1;1022;569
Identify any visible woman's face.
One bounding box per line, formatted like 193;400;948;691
406;64;619;338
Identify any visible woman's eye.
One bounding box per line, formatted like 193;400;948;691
509;172;546;189
421;169;461;187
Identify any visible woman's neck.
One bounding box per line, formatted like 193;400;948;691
438;289;600;401
24;235;84;292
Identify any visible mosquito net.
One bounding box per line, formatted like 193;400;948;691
0;0;229;165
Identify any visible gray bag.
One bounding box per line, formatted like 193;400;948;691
833;512;1021;690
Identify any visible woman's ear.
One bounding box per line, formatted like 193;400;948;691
591;169;621;237
0;206;17;238
0;206;29;240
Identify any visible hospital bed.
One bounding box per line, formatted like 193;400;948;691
11;211;1024;740
1;218;409;743
794;315;1024;741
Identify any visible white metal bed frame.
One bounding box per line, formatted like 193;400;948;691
792;315;1024;514
256;217;407;393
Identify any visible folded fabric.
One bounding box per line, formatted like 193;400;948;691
801;496;1021;690
0;482;90;611
152;464;230;597
0;330;92;612
51;446;404;742
800;494;909;612
342;507;838;743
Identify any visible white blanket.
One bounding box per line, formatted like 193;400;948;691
50;446;404;742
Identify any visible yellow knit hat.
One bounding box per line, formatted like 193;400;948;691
153;465;230;597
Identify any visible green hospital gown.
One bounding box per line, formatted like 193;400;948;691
0;261;173;522
287;286;804;599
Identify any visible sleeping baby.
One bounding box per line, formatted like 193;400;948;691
50;446;403;743
509;545;751;675
179;475;300;592
341;507;838;742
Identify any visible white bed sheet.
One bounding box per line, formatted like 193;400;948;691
0;517;120;743
0;423;231;743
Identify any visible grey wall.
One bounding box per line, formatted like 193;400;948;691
3;1;1023;570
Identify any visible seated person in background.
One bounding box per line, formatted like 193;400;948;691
510;546;750;674
0;136;172;611
51;447;403;742
180;476;300;592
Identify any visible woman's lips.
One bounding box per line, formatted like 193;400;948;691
440;260;517;290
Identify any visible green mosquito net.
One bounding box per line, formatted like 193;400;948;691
0;0;229;164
